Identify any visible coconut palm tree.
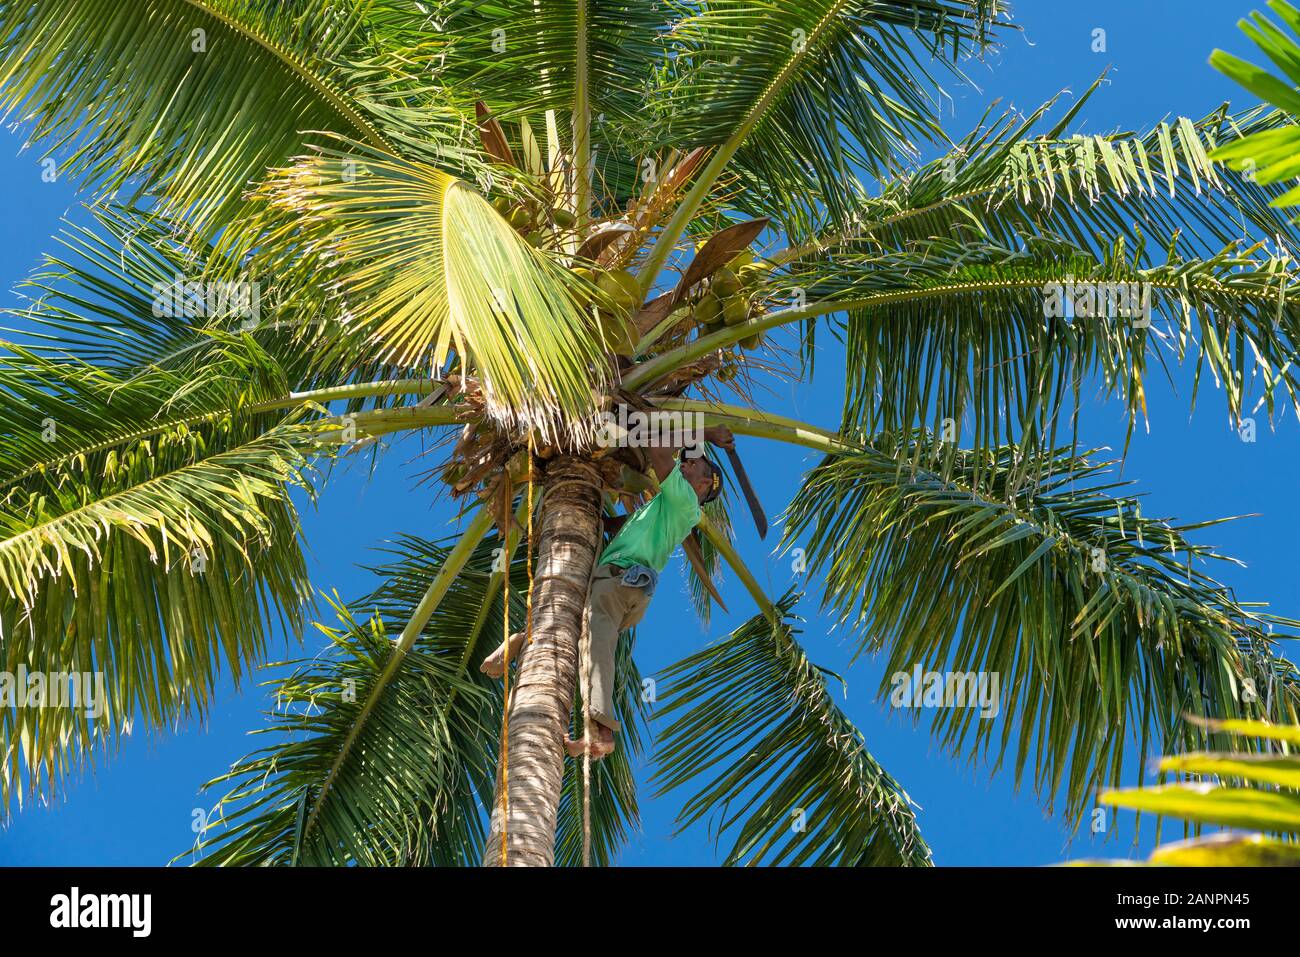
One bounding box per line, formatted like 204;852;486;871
3;0;1300;868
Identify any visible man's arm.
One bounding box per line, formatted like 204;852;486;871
646;425;734;480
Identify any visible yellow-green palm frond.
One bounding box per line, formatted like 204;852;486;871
251;146;609;438
0;404;324;818
1073;719;1300;866
0;315;422;821
0;0;474;242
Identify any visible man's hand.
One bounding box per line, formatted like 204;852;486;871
704;425;735;451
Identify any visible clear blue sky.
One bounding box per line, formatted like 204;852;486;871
2;1;1295;866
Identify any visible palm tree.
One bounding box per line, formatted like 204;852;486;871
3;0;1300;867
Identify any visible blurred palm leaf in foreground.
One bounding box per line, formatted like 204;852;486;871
1211;2;1300;205
1074;719;1300;865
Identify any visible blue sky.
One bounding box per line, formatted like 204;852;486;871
2;1;1297;866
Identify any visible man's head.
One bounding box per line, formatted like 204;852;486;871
680;453;722;505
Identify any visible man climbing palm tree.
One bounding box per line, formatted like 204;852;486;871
482;425;735;758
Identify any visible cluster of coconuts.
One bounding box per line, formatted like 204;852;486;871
492;195;640;357
492;196;577;248
694;249;770;376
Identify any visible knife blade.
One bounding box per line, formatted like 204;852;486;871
723;447;768;539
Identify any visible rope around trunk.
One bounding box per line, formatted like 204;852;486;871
580;579;594;867
498;434;538;867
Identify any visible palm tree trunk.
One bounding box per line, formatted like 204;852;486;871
482;454;603;866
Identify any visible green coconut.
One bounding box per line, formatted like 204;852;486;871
599;310;638;357
722;295;749;326
597;268;641;316
737;261;771;286
712;266;742;298
508;206;533;231
696;291;723;327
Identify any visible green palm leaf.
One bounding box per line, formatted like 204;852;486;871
418;0;666;217
653;590;932;866
189;602;494;866
190;528;647;865
783;439;1300;824
0;404;323;816
647;0;1007;226
1211;2;1300;205
743;234;1300;454
250;146;609;434
423;0;662;124
0;0;472;241
782;92;1295;264
5;203;426;411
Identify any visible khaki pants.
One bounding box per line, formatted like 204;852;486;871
584;563;651;732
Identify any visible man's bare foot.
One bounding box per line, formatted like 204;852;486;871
564;723;616;759
479;631;526;678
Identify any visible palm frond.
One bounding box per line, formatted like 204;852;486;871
644;0;1009;230
250;146;609;437
779;233;1300;453
1211;2;1300;206
0;402;322;817
762;96;1300;385
1076;718;1300;865
0;0;473;241
653;590;932;866
191;527;646;866
424;0;662;124
781;93;1296;253
5;203;431;411
188;526;516;866
783;438;1300;824
187;602;493;866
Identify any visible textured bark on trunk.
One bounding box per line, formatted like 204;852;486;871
482;454;603;867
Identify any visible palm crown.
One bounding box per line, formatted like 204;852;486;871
1;0;1299;867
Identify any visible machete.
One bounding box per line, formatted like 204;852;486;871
723;446;768;539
